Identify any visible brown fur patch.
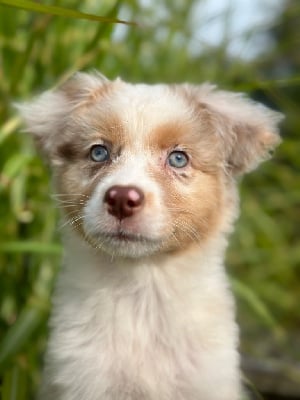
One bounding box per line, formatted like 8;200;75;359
150;120;223;174
165;172;223;250
66;106;125;147
150;121;195;150
147;149;224;253
56;141;81;161
50;109;125;169
145;114;227;251
91;113;125;146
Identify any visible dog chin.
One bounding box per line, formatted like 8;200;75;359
85;230;164;258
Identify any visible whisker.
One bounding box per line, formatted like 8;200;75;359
182;224;200;242
170;231;181;247
55;204;84;209
56;209;80;220
58;214;84;231
173;219;200;243
166;206;196;216
52;199;87;204
51;194;88;210
51;193;90;198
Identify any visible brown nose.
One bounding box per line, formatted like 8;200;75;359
104;185;145;220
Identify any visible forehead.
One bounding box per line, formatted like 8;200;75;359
108;83;192;125
72;83;198;147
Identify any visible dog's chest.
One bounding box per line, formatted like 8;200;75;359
49;268;206;399
43;246;240;400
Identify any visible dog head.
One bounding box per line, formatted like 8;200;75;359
18;72;282;258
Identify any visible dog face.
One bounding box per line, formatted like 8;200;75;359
18;73;282;258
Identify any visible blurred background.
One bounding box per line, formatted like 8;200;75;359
0;0;299;399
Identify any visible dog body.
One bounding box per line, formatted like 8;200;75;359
41;231;238;400
19;73;282;400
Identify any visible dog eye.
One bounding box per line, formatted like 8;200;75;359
90;145;110;162
167;151;189;168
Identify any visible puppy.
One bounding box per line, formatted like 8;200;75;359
18;72;282;400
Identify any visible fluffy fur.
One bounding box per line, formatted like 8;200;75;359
18;72;282;400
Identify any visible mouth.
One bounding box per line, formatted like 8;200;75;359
105;231;150;243
86;227;163;257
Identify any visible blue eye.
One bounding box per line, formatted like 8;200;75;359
90;145;110;162
167;151;189;168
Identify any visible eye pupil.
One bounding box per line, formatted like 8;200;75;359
90;145;110;162
168;151;189;168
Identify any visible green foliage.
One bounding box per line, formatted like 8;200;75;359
0;0;136;25
0;0;299;397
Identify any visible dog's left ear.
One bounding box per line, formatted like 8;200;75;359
180;84;283;176
15;72;111;160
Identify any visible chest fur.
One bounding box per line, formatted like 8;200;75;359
45;264;238;400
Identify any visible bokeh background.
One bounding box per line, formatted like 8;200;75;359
0;0;299;399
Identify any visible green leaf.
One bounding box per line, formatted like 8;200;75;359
1;154;32;186
2;365;28;400
0;117;20;146
0;0;137;25
0;241;62;255
0;302;48;370
231;278;281;332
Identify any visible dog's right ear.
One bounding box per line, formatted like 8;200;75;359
16;72;110;160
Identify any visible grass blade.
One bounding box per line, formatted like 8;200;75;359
0;302;48;371
2;365;28;400
0;117;20;146
231;278;282;334
0;0;137;25
0;241;62;255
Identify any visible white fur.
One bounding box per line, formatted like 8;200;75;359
40;231;240;400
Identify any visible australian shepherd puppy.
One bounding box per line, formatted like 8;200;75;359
18;72;282;400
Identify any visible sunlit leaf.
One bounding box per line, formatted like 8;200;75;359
0;0;137;25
